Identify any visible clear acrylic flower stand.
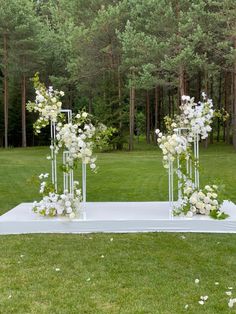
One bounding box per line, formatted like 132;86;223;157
168;128;199;218
50;109;87;220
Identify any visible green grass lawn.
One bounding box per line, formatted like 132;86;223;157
0;142;236;313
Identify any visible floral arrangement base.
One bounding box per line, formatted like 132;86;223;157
0;201;236;235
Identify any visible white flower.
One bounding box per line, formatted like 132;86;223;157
69;212;76;219
82;112;88;118
59;91;65;96
195;279;200;284
226;291;232;296
65;201;71;207
228;298;236;308
186;211;193;218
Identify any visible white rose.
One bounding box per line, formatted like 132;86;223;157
186;211;193;218
204;197;210;204
66;207;72;214
190;196;197;204
196;201;204;210
65;200;72;206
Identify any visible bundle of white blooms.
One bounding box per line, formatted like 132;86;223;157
55;112;97;170
178;93;214;141
27;74;64;133
173;184;227;219
33;183;81;218
156;129;188;168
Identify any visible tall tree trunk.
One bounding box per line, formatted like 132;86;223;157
168;87;171;116
129;85;135;151
233;37;236;149
3;33;8;148
146;90;150;144
118;65;122;130
154;86;159;143
88;93;93;114
217;74;222;142
197;72;202;100
224;72;231;144
179;66;186;98
21;74;27;147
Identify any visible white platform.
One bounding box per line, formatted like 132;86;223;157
0;201;236;234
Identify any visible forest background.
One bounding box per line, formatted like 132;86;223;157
0;0;236;150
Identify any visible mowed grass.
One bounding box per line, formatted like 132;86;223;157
0;142;236;313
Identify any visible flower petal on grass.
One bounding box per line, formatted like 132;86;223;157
195;279;200;284
226;291;232;296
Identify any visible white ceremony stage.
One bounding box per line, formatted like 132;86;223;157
0;201;236;235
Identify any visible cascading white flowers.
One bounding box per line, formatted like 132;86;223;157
156;93;228;220
33;179;81;218
178;94;214;141
27;74;113;218
54;112;108;171
27;73;64;133
156;130;188;168
174;184;225;219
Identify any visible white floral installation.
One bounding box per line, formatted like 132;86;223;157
33;173;81;218
156;93;228;220
55;112;109;172
27;74;114;218
27;73;64;133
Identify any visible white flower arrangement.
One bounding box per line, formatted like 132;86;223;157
33;174;82;218
156;129;188;168
173;184;228;219
54;112;108;171
156;93;228;220
28;75;114;219
178;93;214;141
27;73;64;133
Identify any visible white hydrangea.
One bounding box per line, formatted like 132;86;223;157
156;130;188;168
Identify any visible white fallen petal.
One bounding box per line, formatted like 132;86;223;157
228;299;234;308
215;282;219;285
228;287;233;290
55;268;60;272
198;300;204;305
101;255;104;258
184;304;189;309
86;278;91;282
226;291;232;296
110;238;113;242
195;279;200;284
8;295;12;299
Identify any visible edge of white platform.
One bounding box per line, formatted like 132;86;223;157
0;201;236;234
